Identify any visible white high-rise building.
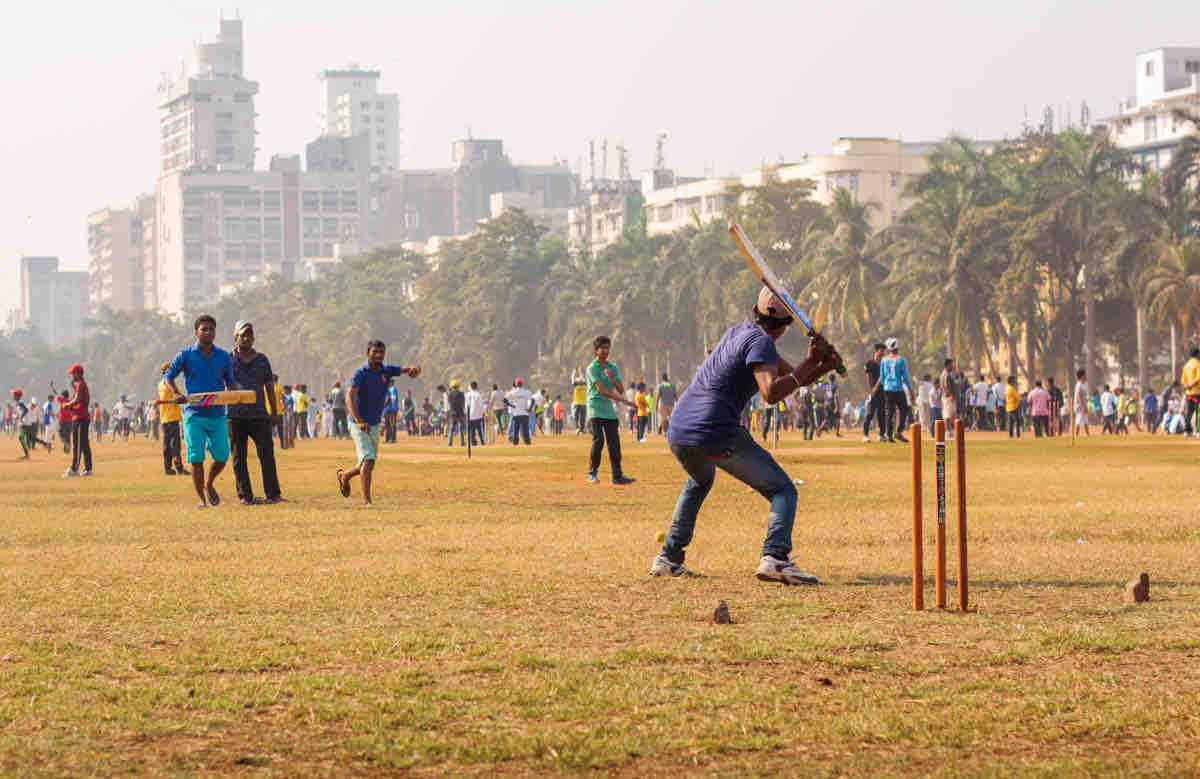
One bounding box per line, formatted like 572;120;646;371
318;67;401;171
1101;47;1200;174
157;18;259;175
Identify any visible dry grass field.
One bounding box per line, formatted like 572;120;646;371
2;426;1198;776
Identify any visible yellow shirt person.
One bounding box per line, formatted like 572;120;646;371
635;391;650;418
1182;354;1200;396
1005;383;1020;413
158;378;182;424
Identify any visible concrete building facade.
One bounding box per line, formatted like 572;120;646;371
567;179;643;256
318;67;401;171
18;256;88;347
87;206;143;313
157;19;258;175
1100;47;1200;174
155;156;368;315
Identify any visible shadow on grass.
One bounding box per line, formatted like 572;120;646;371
848;575;1200;589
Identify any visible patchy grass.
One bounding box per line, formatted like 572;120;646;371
1;429;1198;776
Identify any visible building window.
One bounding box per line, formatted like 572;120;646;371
890;173;900;188
244;217;261;239
225;243;243;261
303;191;319;211
184;242;203;260
361;101;370;111
341;192;358;212
183;191;205;209
264;243;281;261
215;111;233;123
376;101;385;109
362;115;371;123
243;191;260;210
224;217;243;239
322;243;334;257
322;191;339;211
303;242;320;257
222;191;242;209
323;217;339;236
234;93;251;103
263;191;281;211
303;217;320;238
183;217;203;240
263;217;281;240
1146;59;1154;77
1145;115;1158;142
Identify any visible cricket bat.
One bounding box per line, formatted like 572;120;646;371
156;389;257;407
729;220;846;376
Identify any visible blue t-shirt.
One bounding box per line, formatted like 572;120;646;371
668;320;779;447
166;342;236;418
1144;393;1157;414
350;363;407;425
879;354;910;393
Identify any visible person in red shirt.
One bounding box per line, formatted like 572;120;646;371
56;390;74;453
62;364;93;476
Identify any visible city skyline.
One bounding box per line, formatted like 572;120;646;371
4;0;1198;320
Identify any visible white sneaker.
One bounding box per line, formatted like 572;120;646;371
649;554;701;578
62;469;79;479
861;435;870;443
755;555;819;585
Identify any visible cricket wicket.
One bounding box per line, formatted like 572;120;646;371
910;419;968;611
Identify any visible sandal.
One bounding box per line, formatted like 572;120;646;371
206;484;220;506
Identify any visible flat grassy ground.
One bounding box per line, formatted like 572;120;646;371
1;426;1198;777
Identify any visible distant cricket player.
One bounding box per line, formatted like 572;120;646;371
164;314;238;509
650;286;842;584
336;340;420;506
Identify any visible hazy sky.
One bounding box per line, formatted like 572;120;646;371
4;0;1198;317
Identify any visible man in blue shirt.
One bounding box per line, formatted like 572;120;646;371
336;339;420;506
383;380;400;443
165;314;238;509
874;337;913;443
651;286;842;584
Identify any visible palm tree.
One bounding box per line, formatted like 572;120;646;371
801;188;889;343
1143;237;1200;364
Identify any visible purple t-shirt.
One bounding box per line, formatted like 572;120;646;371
668;320;779;447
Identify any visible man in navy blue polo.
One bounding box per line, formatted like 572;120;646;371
165;314;237;509
336;339;420;505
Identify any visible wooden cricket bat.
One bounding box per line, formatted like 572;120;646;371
729;220;846;376
156;390;257;406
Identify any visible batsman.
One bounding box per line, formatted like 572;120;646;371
650;286;842;584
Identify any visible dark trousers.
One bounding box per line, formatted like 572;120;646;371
1008;409;1023;437
508;414;531;445
637;415;650;440
71;419;93;472
384;411;397;442
1032;414;1049;437
333;408;349;438
589;418;624;478
469;418;486;445
573;405;586;432
884;390;910;439
1185;396;1200;435
448;414;467;446
162;420;183;471
229;417;281;501
863;392;884;438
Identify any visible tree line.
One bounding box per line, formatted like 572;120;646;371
4;120;1199;408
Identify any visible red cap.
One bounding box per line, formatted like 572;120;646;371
333;381;341;387
11;389;22;398
68;364;83;375
514;378;523;387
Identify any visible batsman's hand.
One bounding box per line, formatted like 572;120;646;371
403;365;421;378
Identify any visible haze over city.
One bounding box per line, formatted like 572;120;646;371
3;0;1198;317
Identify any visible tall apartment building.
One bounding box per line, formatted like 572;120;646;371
318;67;401;171
156;156;368;315
1100;47;1200;173
87;206;143;312
157;19;258;175
18;256;88;347
137;194;157;309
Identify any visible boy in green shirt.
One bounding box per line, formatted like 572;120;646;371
587;335;637;484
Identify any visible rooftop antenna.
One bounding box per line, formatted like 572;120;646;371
655;132;667;170
601;138;608;181
588;139;595;186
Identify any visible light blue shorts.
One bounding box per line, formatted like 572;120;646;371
350;423;381;463
183;414;230;463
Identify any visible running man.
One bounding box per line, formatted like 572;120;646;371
164;315;237;508
650;287;842;583
336;340;420;505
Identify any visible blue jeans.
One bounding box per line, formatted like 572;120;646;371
509;415;531;445
929;406;943;437
662;427;797;562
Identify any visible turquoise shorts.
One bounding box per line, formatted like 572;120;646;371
183;415;230;463
350;423;381;464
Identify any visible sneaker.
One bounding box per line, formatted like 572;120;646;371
612;475;636;485
755;555;820;585
861;435;870;443
649;554;700;578
80;470;93;477
586;473;599;484
895;433;909;443
62;469;79;478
